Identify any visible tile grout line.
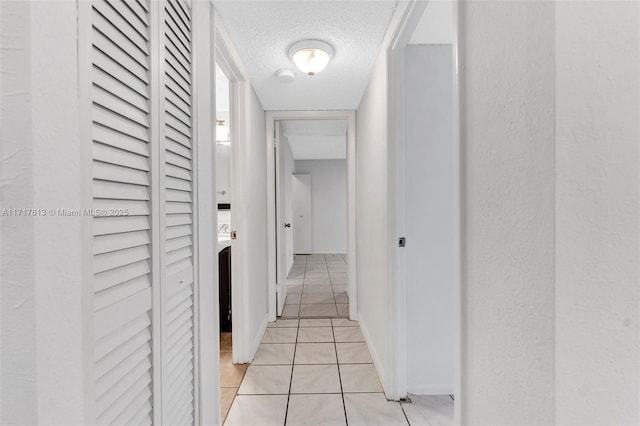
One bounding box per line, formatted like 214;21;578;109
283;320;300;425
289;255;350;424
331;320;349;426
328;254;338;310
244;255;349;424
399;401;412;426
221;343;249;425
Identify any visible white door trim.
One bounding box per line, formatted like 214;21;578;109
193;2;218;425
266;111;358;322
385;0;427;401
275;121;287;315
76;2;95;421
452;2;462;421
386;0;462;417
212;8;253;367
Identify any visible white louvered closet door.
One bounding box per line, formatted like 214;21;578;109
160;0;197;424
90;0;154;425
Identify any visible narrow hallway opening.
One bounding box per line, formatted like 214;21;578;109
283;254;349;318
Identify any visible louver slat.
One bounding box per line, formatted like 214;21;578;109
93;67;149;111
94;229;150;255
94;0;149;48
94;275;151;311
93;199;150;217
114;0;148;27
94;161;150;187
92;8;149;67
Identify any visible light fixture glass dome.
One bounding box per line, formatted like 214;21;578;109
288;40;334;76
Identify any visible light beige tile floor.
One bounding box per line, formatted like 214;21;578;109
224;317;454;425
223;256;454;425
282;254;349;318
219;332;249;423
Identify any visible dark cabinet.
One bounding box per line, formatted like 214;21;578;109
219;246;232;332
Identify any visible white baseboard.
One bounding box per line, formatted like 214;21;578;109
249;314;269;362
407;384;455;395
358;316;388;396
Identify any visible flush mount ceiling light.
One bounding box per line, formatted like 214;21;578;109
288;40;334;76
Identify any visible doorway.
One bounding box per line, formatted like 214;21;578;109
215;61;249;422
212;12;257;422
266;111;357;323
386;0;460;414
275;119;350;318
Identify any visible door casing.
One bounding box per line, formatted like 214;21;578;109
213;8;253;368
266;111;358;322
385;0;462;419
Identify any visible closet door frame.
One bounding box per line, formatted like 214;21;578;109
158;1;219;423
78;0;218;424
78;1;95;423
192;1;218;424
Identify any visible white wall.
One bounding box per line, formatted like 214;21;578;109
294;160;347;254
0;1;86;423
242;87;269;355
283;137;296;273
459;2;556;423
460;1;640;424
555;2;639;424
404;44;454;395
355;50;390;391
1;2;37;422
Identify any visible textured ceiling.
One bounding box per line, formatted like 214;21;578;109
214;1;398;110
282;120;347;160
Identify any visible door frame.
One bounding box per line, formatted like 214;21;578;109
212;8;254;366
273;120;287;316
193;2;218;424
386;0;462;416
266;111;358;322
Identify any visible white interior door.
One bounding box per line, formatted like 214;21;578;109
403;45;455;393
87;0;198;423
275;122;287;315
160;0;196;424
285;164;295;273
89;0;155;424
293;174;312;254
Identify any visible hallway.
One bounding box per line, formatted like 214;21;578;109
282;254;350;318
3;1;638;425
224;318;454;425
